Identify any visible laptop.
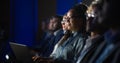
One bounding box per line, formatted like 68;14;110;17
9;42;34;63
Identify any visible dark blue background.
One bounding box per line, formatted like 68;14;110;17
10;0;82;46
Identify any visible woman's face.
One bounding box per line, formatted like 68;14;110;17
66;10;82;31
61;15;69;31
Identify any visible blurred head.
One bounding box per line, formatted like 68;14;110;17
86;1;107;34
98;0;120;29
66;3;87;32
41;20;49;31
48;15;62;32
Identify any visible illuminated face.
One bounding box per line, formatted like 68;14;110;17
61;15;69;31
66;10;82;31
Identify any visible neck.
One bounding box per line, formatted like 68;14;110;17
71;28;80;33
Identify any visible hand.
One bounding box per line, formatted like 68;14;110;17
32;56;54;63
32;56;40;61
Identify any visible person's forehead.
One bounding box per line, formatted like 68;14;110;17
67;10;73;15
67;10;76;17
51;18;59;21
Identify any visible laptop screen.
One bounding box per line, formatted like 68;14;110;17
9;42;33;63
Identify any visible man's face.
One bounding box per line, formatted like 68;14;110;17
48;18;60;31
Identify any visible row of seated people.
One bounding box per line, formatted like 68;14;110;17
31;0;120;63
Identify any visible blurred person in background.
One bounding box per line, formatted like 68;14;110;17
87;0;120;63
